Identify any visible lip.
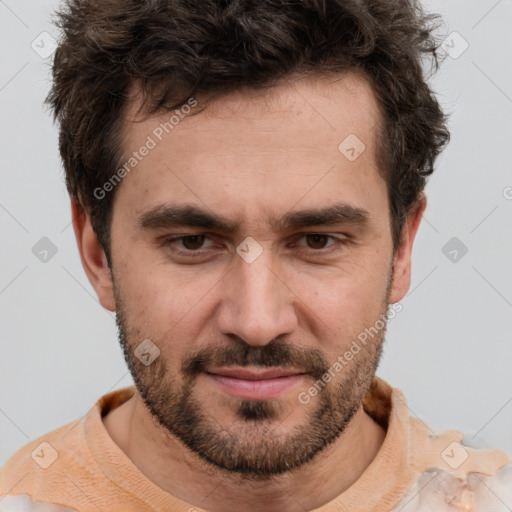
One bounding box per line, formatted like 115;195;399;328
206;367;307;400
207;367;305;380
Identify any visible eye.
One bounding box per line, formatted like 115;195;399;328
176;235;211;251
161;234;218;256
300;234;337;250
294;233;341;250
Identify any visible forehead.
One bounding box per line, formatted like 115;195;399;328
123;71;382;145
114;72;386;226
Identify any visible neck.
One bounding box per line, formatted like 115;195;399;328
103;391;386;512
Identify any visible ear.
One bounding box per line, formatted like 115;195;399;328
389;192;427;303
71;198;116;311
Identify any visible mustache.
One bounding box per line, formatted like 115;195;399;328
181;337;330;382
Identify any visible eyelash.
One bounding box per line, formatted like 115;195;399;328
159;233;349;259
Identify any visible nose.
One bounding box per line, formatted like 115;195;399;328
216;247;298;346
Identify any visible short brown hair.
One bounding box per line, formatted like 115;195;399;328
47;0;450;264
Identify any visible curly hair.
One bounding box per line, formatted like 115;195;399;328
46;0;450;263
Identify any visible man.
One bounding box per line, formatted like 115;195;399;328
1;0;510;510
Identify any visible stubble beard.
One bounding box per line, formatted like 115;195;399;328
113;276;390;479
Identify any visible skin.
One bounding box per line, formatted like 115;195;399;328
72;71;425;512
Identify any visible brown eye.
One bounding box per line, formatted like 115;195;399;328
305;234;329;249
181;235;206;250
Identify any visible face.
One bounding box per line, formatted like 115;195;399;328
79;72;421;479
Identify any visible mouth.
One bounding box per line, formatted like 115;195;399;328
205;367;308;400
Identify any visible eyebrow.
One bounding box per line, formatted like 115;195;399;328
137;202;369;233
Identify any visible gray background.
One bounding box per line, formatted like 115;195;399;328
1;0;511;467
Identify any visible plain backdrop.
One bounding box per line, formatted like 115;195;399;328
1;0;511;468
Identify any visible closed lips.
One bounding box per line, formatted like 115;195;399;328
206;368;305;380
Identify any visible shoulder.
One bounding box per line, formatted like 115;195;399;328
0;416;91;508
0;417;83;488
396;416;512;511
0;387;136;510
390;461;512;511
382;380;512;511
0;386;135;494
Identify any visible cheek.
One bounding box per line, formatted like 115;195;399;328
286;259;390;340
115;255;223;341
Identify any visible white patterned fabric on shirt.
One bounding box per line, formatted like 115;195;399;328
0;494;77;512
390;462;512;511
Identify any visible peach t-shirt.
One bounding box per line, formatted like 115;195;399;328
0;377;510;511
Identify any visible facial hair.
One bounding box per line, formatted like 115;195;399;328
113;275;391;480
